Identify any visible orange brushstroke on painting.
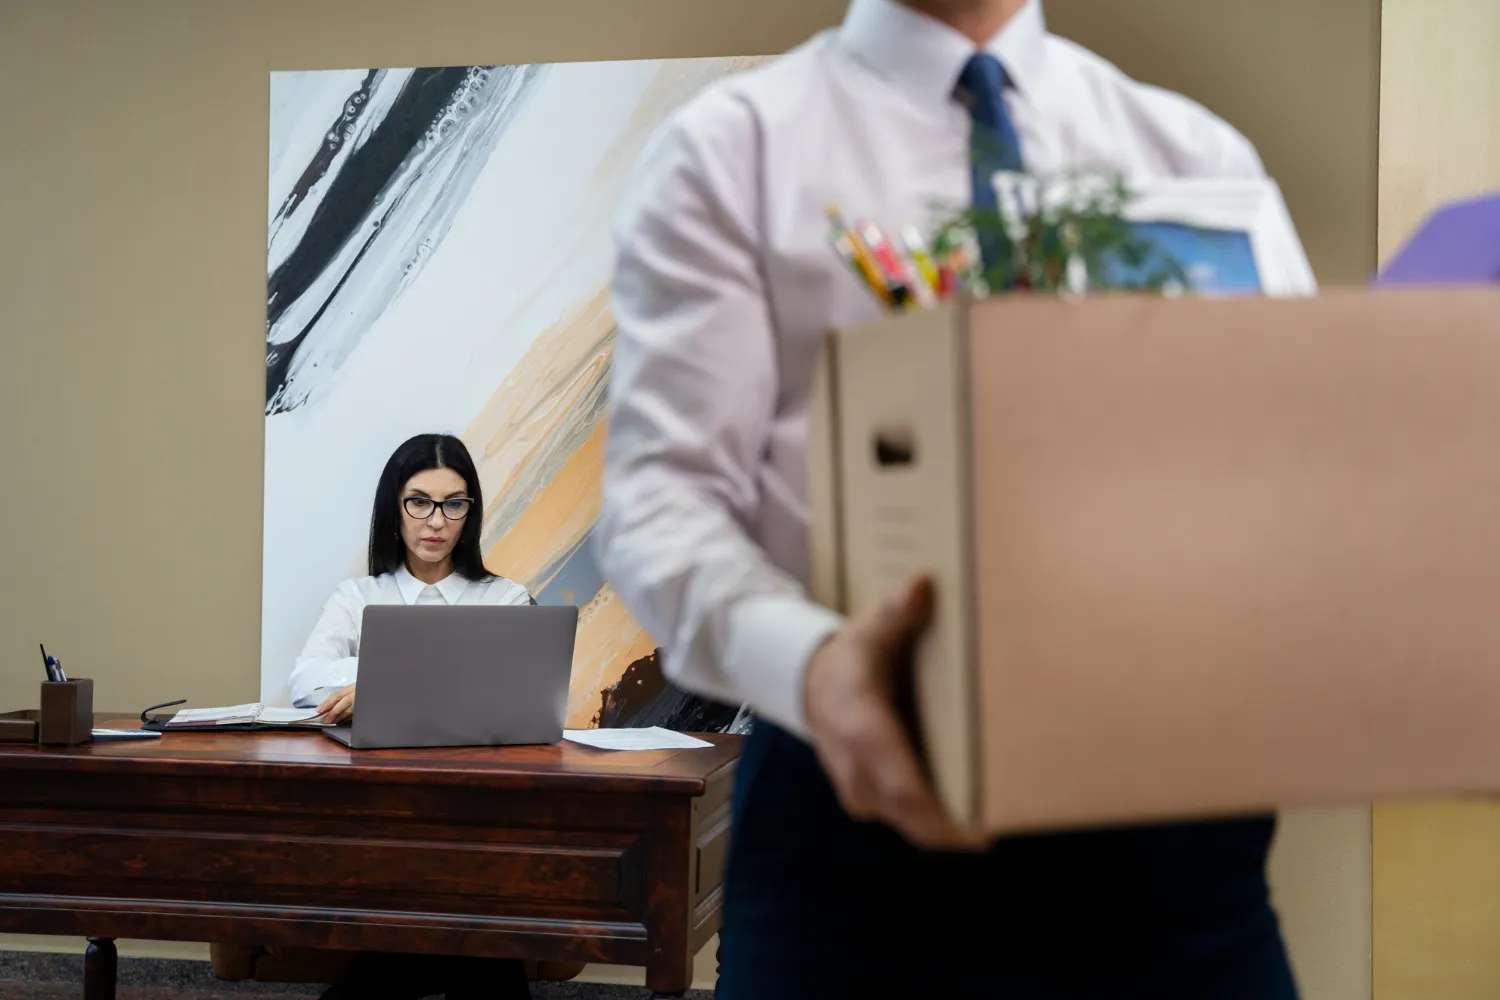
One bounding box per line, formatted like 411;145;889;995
467;291;614;516
566;583;660;729
459;62;780;729
485;421;604;591
463;289;653;731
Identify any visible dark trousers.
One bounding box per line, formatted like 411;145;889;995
716;722;1299;999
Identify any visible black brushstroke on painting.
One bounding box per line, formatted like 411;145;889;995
597;651;741;734
265;67;473;410
268;70;380;242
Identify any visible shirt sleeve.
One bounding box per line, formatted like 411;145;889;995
1128;81;1269;180
598;91;843;739
286;585;361;708
1211;123;1268;179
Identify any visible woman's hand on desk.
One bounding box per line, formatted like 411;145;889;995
318;685;356;724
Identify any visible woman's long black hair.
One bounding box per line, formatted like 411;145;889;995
368;433;494;582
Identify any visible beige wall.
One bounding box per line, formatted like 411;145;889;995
1371;2;1500;999
1048;0;1381;285
1272;808;1374;1000
1;0;1382;994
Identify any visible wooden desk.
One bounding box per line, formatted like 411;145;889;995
0;726;740;998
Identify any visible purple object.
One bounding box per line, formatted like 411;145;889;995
1376;191;1500;286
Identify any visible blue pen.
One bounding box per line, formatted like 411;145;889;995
40;644;61;683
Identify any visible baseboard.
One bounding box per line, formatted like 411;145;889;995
0;935;209;961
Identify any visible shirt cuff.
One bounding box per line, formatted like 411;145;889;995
724;594;843;740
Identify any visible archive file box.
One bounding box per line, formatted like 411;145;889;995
809;288;1500;835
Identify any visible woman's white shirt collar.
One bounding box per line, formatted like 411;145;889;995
393;565;471;605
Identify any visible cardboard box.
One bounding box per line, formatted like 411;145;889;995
809;288;1500;835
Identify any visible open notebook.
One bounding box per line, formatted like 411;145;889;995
143;703;332;732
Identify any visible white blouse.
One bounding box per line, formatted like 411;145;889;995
287;565;532;708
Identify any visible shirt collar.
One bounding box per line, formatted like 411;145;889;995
838;0;1048;108
393;565;471;605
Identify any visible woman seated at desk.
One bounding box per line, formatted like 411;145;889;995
288;432;533;719
290;432;534;1000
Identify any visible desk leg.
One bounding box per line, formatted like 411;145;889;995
84;937;117;1000
645;941;692;997
645;798;693;997
647;966;688;998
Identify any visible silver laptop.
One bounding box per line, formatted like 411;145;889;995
324;604;577;750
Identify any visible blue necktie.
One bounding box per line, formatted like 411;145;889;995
956;53;1024;273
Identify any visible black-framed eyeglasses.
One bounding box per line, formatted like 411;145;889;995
402;496;474;521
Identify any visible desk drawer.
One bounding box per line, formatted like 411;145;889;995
0;820;647;918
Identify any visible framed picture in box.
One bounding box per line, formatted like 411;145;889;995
1119;176;1317;297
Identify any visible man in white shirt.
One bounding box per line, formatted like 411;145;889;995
601;0;1301;994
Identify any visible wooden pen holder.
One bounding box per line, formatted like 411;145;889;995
39;679;93;746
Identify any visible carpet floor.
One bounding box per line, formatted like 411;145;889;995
0;953;713;999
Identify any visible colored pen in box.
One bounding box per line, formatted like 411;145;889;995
930;251;957;301
934;263;955;300
827;206;892;305
938;231;983;298
930;229;968;301
830;232;888;306
884;226;938;308
855;220;925;309
827;205;901;309
901;227;941;293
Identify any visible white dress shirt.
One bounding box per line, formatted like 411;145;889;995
601;0;1304;739
287;566;531;708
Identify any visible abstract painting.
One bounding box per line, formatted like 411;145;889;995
262;58;764;730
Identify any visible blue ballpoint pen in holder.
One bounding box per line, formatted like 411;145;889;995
40;644;61;683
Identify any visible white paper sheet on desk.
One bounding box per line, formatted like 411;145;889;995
167;704;325;726
562;728;714;751
170;703;262;725
257;707;325;724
